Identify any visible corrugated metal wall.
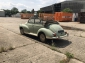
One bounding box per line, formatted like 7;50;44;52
78;12;85;23
66;0;85;1
61;1;84;13
0;11;5;17
40;1;85;13
40;3;61;13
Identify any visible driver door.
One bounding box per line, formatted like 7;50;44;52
26;19;34;33
34;19;44;34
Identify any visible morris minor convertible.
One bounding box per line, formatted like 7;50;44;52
19;16;68;42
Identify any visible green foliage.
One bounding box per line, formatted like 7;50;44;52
31;9;35;13
0;47;7;53
9;46;15;50
62;8;73;13
65;52;74;59
4;9;11;17
27;11;31;13
37;10;42;13
51;47;56;51
0;46;15;53
11;7;19;15
21;9;27;13
52;41;56;47
60;52;74;63
60;59;67;63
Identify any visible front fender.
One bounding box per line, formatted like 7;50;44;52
37;28;54;38
19;24;29;33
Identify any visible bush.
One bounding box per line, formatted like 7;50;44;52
62;8;73;13
65;52;74;59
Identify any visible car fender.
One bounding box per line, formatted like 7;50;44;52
19;24;29;33
37;28;54;38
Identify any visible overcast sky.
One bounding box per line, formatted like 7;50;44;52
0;0;65;11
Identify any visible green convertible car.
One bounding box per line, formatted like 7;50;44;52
19;16;69;42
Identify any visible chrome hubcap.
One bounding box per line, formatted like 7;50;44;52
40;34;45;42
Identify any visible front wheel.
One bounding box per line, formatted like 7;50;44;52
20;28;25;35
39;33;46;42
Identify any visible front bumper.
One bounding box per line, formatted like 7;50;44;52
47;33;69;39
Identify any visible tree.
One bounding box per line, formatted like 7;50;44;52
27;11;31;13
37;10;41;13
62;8;73;13
11;7;19;15
4;9;11;17
21;9;27;13
31;9;34;13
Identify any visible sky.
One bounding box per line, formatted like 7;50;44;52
0;0;65;11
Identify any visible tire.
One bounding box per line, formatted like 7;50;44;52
39;33;46;42
20;28;25;35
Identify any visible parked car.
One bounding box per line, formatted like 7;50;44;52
19;16;69;42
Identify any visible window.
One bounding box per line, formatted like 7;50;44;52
28;19;34;24
35;19;41;24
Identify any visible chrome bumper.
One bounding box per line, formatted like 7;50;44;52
47;33;69;39
58;33;69;39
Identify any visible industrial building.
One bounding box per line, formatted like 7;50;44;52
0;10;5;17
40;1;85;13
66;0;85;1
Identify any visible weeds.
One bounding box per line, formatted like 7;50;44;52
65;52;74;59
0;46;15;53
0;47;7;53
9;46;15;50
52;41;55;47
60;52;74;63
50;47;56;51
60;59;68;63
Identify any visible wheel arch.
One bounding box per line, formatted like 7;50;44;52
19;24;29;33
19;27;23;29
38;32;45;38
37;28;54;38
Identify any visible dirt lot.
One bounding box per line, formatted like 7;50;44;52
0;17;84;63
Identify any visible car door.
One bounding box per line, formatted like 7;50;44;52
26;19;34;33
34;19;44;34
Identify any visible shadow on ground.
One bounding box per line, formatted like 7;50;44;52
52;39;71;48
24;34;71;48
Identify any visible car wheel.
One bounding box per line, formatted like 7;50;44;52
20;28;24;35
39;33;46;42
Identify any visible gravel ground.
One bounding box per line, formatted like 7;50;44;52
59;22;85;31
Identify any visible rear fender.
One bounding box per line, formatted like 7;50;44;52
37;28;54;38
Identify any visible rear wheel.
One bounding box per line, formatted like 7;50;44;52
20;28;25;35
39;33;46;42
